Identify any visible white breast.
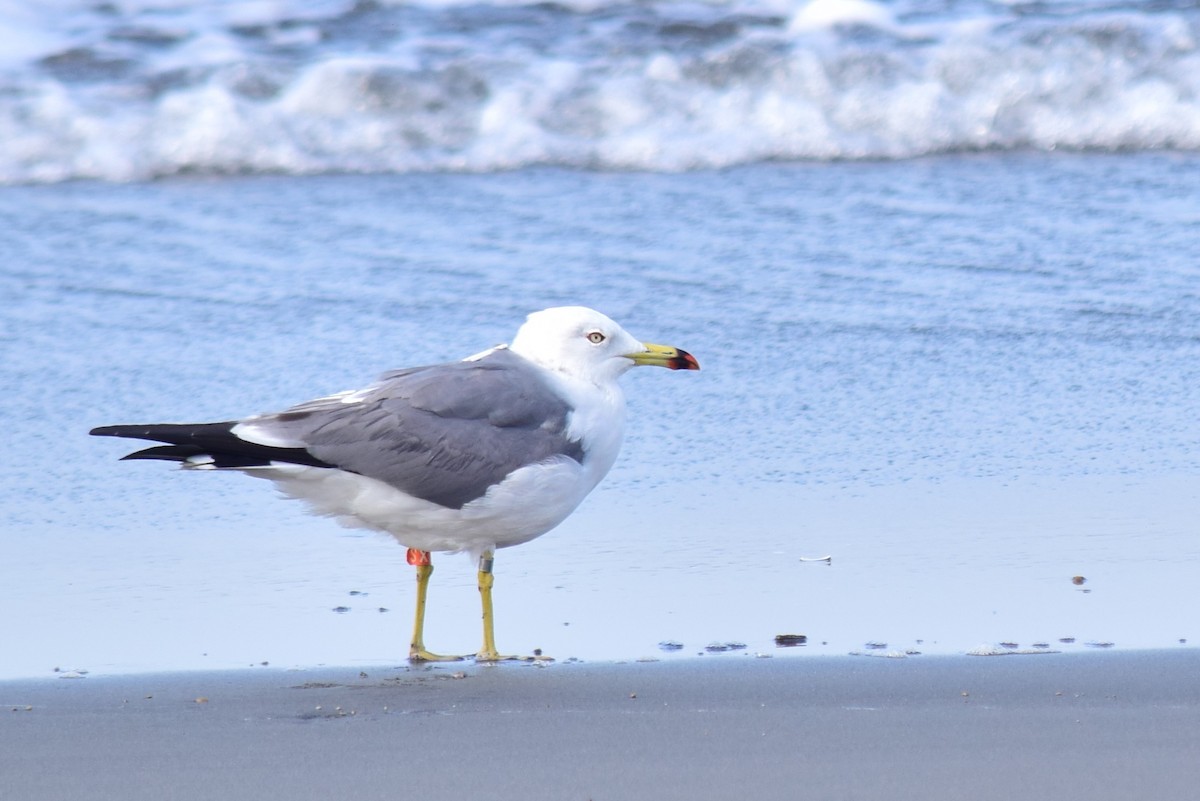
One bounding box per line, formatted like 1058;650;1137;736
247;372;629;561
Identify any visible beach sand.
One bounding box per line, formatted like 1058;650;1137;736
3;649;1197;800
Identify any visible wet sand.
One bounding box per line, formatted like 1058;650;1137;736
3;649;1198;800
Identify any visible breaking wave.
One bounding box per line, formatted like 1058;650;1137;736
1;0;1198;182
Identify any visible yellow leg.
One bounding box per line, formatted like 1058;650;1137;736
477;551;552;661
475;551;529;662
408;551;462;663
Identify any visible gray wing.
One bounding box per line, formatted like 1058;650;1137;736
240;348;584;510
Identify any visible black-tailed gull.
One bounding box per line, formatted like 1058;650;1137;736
90;306;699;662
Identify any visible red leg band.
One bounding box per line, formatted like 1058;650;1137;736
406;548;432;566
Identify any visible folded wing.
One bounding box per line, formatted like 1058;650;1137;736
91;349;584;510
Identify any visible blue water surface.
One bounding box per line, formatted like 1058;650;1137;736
1;153;1198;678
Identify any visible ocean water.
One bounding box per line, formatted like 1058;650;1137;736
1;0;1198;679
1;0;1199;181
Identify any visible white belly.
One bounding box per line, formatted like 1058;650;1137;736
253;454;598;558
243;372;628;561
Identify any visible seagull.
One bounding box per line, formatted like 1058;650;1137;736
90;306;699;662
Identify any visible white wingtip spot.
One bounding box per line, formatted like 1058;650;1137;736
184;455;216;470
266;461;309;473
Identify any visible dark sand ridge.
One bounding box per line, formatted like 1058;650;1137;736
3;649;1198;800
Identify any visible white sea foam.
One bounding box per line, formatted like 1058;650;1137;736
0;0;1198;182
788;0;898;33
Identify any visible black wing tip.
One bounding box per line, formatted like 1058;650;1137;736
90;423;177;438
90;424;124;437
90;423;233;463
118;445;195;462
117;446;274;469
90;421;337;471
89;422;238;439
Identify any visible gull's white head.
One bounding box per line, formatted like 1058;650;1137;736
510;306;699;385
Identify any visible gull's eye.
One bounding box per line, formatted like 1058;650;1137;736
586;331;606;344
